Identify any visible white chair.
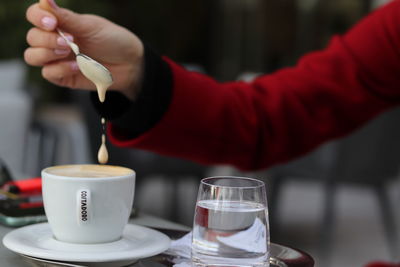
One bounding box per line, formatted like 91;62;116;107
0;59;32;180
267;107;400;264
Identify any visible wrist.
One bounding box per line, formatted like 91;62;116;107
119;36;145;101
121;58;144;101
91;43;173;139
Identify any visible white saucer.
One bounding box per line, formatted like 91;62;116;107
3;223;170;267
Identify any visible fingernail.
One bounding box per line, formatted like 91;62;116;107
41;17;56;30
48;0;59;9
70;61;79;71
54;49;70;55
57;36;73;47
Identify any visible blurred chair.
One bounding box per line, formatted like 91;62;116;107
0;60;90;179
24;105;93;176
0;59;33;179
267;106;400;263
121;150;208;225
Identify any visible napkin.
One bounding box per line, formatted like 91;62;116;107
165;232;192;259
216;217;267;253
165;218;268;267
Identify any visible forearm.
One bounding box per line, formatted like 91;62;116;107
105;0;400;170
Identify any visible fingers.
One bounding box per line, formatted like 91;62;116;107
26;3;58;31
41;61;95;89
24;47;72;66
27;27;73;49
27;2;90;36
42;60;79;81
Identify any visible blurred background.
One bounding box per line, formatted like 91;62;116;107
1;0;400;266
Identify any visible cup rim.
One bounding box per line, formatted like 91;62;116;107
42;164;135;180
201;176;265;189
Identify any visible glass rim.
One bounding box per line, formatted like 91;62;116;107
201;176;265;189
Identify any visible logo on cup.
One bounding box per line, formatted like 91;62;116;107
77;189;90;224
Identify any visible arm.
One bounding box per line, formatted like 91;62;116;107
106;1;400;170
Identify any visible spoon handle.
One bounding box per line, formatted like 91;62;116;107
57;29;80;55
38;0;80;56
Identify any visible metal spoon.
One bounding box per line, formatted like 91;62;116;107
21;254;86;267
57;29;113;102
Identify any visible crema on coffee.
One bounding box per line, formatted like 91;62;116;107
44;164;133;178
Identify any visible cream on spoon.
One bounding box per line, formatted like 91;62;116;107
57;29;113;102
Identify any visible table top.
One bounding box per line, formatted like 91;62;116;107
0;213;314;267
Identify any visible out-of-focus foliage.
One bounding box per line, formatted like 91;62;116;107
0;0;33;60
0;0;111;59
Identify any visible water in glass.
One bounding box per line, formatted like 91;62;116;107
192;183;270;267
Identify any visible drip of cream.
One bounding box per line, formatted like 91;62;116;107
97;134;109;164
76;56;113;102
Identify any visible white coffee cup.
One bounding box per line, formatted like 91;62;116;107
42;164;135;244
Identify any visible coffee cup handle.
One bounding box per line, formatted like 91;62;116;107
77;189;91;225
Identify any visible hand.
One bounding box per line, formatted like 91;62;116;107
25;0;144;100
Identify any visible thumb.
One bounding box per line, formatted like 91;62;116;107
39;0;90;35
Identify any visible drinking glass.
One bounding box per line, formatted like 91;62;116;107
192;176;270;267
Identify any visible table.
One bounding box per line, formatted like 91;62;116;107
0;213;314;267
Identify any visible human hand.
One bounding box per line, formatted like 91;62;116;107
25;0;144;100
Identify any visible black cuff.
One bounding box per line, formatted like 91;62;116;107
91;43;173;138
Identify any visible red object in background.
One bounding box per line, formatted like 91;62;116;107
18;201;43;209
2;177;42;195
194;204;208;228
365;262;400;267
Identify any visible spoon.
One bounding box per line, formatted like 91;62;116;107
57;29;113;103
20;254;86;267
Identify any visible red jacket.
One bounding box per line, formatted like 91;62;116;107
109;0;400;171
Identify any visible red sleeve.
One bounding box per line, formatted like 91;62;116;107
109;0;400;171
364;262;400;267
